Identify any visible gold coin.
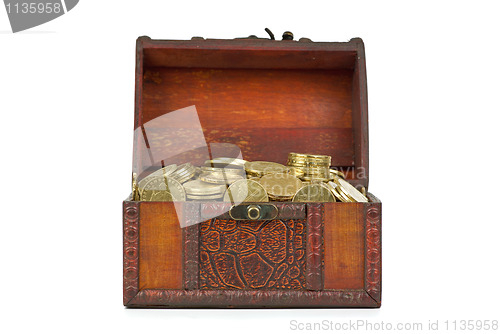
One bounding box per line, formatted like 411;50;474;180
288;167;305;177
205;158;247;168
327;181;352;202
132;172;139;201
259;172;303;200
223;179;269;203
300;175;331;182
287;153;331;165
200;166;245;175
139;177;186;201
143;190;174;201
302;167;330;178
138;164;178;189
302;165;330;171
292;184;335;202
268;194;293;201
287;159;330;168
245;161;290;177
300;170;344;182
199;172;244;185
183;179;226;196
288;153;325;161
304;153;331;161
329;168;345;179
334;177;368;202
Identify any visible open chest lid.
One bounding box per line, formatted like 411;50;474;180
132;35;369;189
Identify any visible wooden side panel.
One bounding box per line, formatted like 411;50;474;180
350;38;369;188
123;200;139;305
139;202;183;289
323;203;365;289
365;193;382;304
141;38;358;70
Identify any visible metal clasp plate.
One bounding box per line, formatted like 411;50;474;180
229;203;278;220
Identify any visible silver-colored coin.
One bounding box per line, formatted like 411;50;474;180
200;166;245;175
327;181;353;202
205;158;247;168
175;173;195;184
335;177;368;202
183;179;227;196
186;194;224;200
171;163;195;176
170;163;196;183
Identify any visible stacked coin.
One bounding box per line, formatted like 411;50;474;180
287;152;331;167
170;163;197;184
199;166;245;185
287;153;332;181
183;179;227;201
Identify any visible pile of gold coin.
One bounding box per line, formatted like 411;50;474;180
133;154;368;203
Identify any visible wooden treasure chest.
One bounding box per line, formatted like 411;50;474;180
123;32;382;308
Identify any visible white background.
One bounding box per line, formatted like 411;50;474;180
1;1;499;333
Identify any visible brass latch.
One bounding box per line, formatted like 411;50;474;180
229;203;278;220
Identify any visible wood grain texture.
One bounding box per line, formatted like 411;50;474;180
323;202;365;290
138;202;183;289
140;68;354;167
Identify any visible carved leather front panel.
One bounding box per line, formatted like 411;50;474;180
199;219;306;290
